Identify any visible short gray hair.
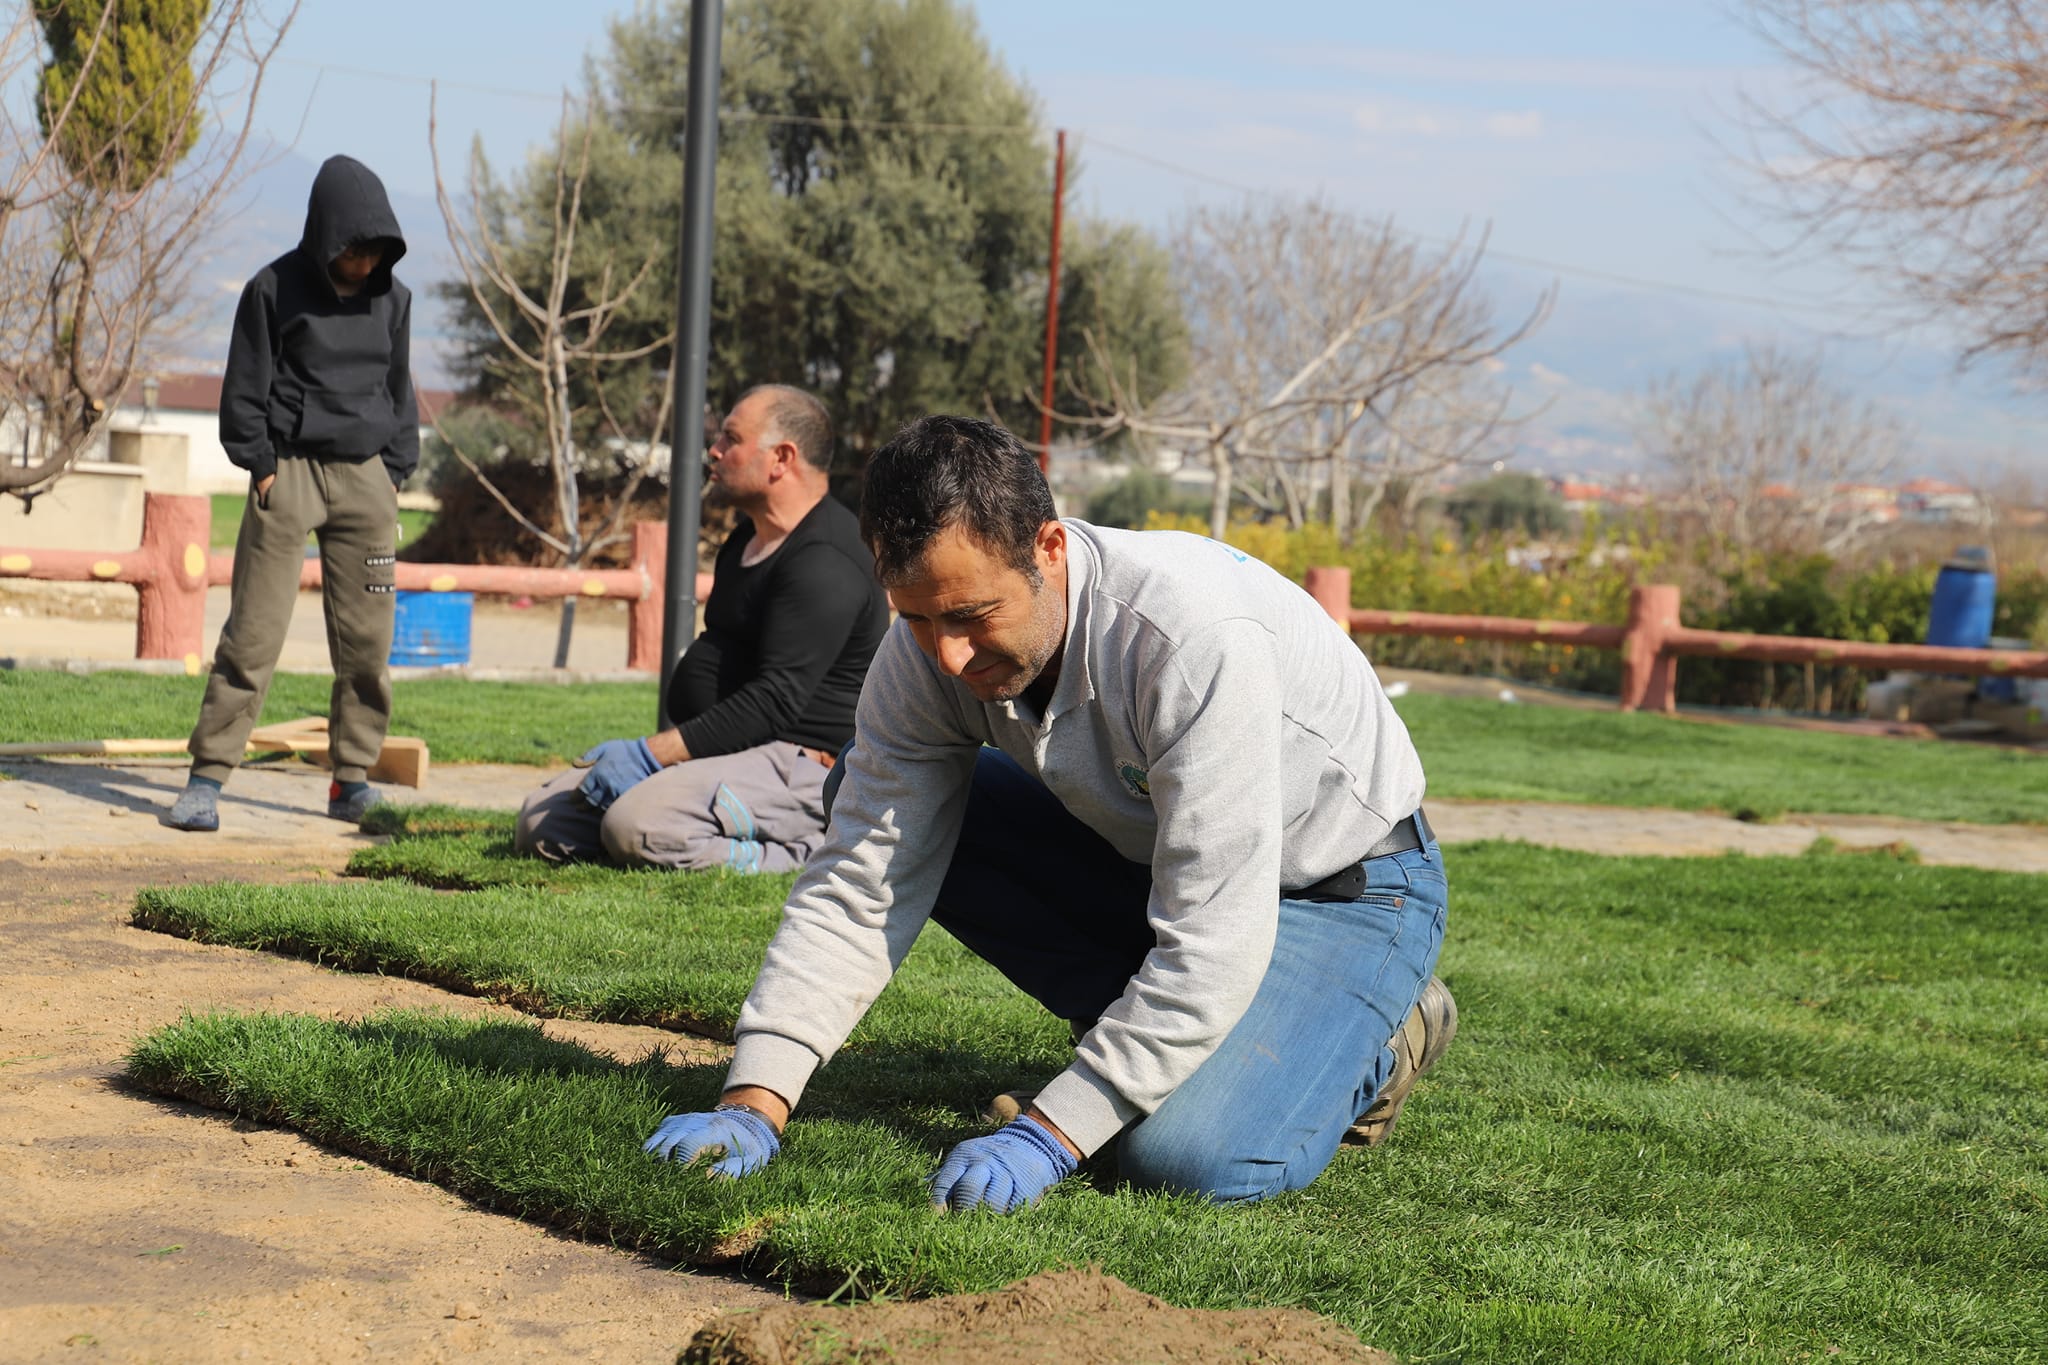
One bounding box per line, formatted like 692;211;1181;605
742;384;833;472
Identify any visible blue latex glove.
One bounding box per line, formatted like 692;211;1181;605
642;1105;781;1179
577;737;661;810
929;1117;1079;1214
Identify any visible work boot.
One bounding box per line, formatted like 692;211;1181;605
1345;975;1458;1147
326;780;380;825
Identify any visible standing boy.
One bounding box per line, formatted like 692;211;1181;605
166;154;417;832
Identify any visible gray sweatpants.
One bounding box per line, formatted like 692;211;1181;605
188;457;397;786
515;741;832;873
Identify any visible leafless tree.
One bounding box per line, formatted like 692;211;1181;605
1639;341;1904;559
1;0;297;501
1068;199;1548;542
1743;0;2048;383
430;86;674;668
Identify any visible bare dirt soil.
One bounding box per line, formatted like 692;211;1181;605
0;848;1397;1365
681;1268;1393;1364
0;852;784;1365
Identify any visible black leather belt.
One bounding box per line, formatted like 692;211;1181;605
1288;809;1434;902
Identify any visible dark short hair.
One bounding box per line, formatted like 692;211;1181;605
742;383;834;472
860;415;1056;585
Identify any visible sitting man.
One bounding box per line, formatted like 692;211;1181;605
642;414;1456;1211
515;384;889;872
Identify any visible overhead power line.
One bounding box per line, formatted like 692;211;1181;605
279;55;1883;328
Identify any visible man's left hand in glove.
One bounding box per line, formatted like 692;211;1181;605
929;1115;1079;1214
575;737;662;810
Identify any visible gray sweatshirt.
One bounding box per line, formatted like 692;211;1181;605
726;520;1427;1155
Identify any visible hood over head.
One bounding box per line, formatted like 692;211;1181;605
299;154;407;294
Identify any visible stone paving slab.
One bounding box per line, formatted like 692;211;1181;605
0;757;553;862
5;756;2045;874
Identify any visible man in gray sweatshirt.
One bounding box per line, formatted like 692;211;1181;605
643;415;1456;1211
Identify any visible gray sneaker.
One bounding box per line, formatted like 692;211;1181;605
164;782;219;832
326;782;380;824
1346;975;1458;1146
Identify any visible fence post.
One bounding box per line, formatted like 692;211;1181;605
1619;583;1681;713
1303;566;1352;629
628;520;668;673
132;492;211;670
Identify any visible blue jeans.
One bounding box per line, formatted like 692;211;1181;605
925;749;1448;1204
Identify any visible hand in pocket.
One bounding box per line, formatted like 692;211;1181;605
254;474;275;509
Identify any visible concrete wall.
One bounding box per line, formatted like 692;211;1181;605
103;408;242;494
106;430;192;494
0;461;146;551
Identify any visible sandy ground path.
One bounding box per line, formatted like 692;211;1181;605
0;843;784;1365
6;752;2046;873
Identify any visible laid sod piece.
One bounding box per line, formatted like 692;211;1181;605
1394;690;2048;824
0;671;655;766
127;843;2047;1364
133;849;1064;1077
347;805;547;890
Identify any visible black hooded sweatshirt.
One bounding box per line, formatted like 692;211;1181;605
218;155;419;488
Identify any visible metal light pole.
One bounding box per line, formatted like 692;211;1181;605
659;0;724;729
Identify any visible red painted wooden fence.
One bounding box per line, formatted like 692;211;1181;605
1302;567;2048;713
1;492;710;673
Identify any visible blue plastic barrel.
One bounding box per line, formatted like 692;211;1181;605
390;590;473;667
1925;549;1995;652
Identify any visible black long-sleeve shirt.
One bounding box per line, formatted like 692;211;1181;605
669;494;890;756
219;154;418;488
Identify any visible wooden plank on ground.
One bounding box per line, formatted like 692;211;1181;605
0;728;432;788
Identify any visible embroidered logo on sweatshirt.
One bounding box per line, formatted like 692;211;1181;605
1115;759;1150;799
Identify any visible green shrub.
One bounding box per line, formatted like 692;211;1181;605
1143;516;2039;713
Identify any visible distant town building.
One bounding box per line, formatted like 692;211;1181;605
1896;477;1990;526
86;371;455;496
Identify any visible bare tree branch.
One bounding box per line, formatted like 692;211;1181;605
3;0;301;499
431;85;675;666
1638;340;1903;563
1742;0;2048;382
1066;199;1548;540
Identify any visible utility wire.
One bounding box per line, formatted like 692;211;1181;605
1080;133;1877;326
279;55;1883;327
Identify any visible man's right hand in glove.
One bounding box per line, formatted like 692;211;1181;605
643;1102;782;1179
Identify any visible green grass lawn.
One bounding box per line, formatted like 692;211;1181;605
1395;691;2048;823
126;816;2048;1364
7;673;2045;821
0;674;655;765
208;493;433;550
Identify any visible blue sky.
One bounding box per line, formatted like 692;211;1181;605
233;0;2046;479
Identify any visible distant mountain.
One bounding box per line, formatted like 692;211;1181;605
1485;272;2048;482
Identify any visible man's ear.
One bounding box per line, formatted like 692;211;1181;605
1035;519;1067;572
768;438;801;479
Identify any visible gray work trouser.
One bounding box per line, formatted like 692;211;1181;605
187;457;397;785
515;740;832;873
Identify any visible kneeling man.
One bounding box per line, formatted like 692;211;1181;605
516;384;889;872
644;415;1455;1209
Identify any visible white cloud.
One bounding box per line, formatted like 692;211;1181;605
1263;44;1760;95
1530;362;1573;386
1485;110;1544;140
